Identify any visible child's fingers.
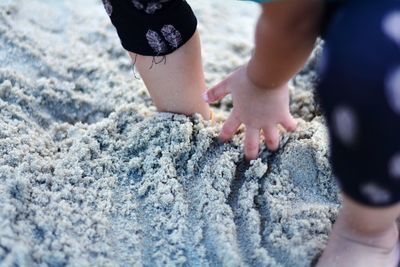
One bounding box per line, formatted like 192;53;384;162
263;126;280;151
244;127;260;161
280;115;297;132
203;79;230;103
219;111;241;141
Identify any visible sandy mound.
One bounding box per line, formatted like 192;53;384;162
0;0;339;266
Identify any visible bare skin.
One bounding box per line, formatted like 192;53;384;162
131;30;211;120
204;0;322;160
203;67;296;159
203;1;400;266
317;195;400;267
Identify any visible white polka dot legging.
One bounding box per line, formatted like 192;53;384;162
317;0;400;206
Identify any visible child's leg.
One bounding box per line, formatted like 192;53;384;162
316;1;400;266
102;0;210;119
317;195;400;267
132;30;210;119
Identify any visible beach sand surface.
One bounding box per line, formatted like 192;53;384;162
0;0;339;266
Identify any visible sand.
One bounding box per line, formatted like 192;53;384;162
0;0;340;266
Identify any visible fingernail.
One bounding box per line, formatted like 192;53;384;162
202;92;209;102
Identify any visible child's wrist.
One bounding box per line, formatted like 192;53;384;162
246;59;288;90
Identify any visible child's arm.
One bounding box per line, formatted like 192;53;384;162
132;30;210;119
247;0;322;90
204;0;323;160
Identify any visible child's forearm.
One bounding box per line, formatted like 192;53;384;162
247;0;323;90
132;31;210;119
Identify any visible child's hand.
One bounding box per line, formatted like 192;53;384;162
203;66;297;160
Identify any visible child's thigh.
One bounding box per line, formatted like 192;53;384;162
316;0;400;207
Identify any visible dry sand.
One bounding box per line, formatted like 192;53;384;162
0;0;340;266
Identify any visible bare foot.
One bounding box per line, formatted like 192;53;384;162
317;220;399;267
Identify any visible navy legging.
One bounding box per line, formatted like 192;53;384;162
317;0;400;207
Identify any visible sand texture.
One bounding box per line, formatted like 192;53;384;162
0;0;340;266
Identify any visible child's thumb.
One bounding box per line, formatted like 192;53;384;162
203;79;230;103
